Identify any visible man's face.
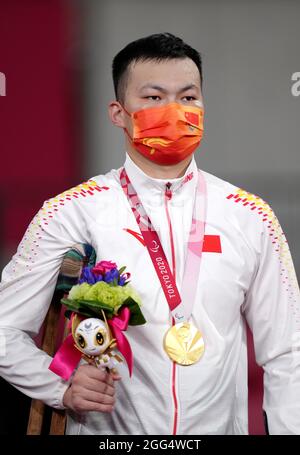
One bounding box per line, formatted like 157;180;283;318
110;57;203;138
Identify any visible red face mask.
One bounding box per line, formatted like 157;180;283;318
123;102;204;165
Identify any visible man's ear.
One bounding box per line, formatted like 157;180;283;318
108;100;127;128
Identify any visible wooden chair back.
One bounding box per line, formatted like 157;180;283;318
26;243;96;435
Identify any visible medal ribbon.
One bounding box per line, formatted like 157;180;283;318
119;167;207;323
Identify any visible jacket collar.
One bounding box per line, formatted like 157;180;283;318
122;152;198;202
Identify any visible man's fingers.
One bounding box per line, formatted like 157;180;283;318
111;373;122;381
72;398;114;414
79;389;116;406
82;376;116;397
63;364;123;414
106;372;122;386
77;364;108;382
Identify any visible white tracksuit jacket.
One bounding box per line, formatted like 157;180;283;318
0;152;300;435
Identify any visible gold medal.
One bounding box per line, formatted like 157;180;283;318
163;321;205;365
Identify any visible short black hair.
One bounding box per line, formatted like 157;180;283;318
112;32;202;103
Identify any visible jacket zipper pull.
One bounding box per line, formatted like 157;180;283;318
165;182;172;200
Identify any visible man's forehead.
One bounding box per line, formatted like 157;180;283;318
127;58;201;90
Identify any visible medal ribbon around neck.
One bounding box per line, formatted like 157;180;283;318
119;166;207;364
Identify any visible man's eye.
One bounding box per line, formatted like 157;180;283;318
145;96;161;101
182;96;196;101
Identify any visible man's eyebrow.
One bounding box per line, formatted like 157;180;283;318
178;84;199;93
139;83;199;93
139;84;168;93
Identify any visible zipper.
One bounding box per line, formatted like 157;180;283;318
164;182;179;436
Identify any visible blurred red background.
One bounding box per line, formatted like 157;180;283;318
0;0;82;261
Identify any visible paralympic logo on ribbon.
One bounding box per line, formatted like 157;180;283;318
150;240;160;253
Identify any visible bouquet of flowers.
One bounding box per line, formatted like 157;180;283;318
49;260;146;379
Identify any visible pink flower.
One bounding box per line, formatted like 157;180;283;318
92;260;118;276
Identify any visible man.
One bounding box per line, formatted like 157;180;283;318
0;33;299;435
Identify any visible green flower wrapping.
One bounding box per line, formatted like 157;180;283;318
61;261;146;326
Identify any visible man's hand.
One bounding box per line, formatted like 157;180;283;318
63;364;122;414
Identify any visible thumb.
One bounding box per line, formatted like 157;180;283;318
111;371;122;381
113;374;122;381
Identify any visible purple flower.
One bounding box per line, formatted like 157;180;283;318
78;263;131;287
104;268;119;284
119;272;131;286
118;275;127;286
95;274;103;282
79;266;102;285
